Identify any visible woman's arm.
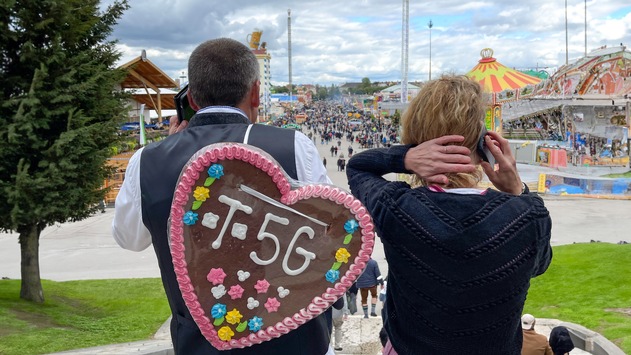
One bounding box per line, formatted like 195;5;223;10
529;194;553;277
403;135;474;184
347;145;411;179
346;146;411;212
347;135;476;209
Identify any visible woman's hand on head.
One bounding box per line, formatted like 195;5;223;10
480;130;523;195
404;135;476;185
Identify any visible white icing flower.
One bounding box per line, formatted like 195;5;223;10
211;284;226;299
231;223;248;240
247;297;260;310
277;286;290;299
237;270;251;282
202;213;220;229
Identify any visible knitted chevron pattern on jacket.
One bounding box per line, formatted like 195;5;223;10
347;146;552;355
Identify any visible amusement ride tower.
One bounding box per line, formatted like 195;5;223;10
247;29;271;122
287;9;293;107
401;0;409;103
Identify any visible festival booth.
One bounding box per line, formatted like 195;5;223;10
104;152;135;204
509;141;571;169
526;45;631;168
537;173;631;199
466;48;542;133
536;146;568;167
538;45;631;97
562;105;630;167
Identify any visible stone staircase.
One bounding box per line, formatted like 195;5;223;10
49;316;625;355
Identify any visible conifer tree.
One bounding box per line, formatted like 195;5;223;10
0;0;130;302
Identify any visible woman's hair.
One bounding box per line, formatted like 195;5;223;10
401;75;486;188
188;38;260;108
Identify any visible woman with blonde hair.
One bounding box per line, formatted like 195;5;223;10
347;75;552;354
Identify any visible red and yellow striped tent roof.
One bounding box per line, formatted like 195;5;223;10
466;48;541;93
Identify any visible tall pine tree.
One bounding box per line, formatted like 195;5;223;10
0;0;130;302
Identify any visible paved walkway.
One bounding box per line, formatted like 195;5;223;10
2;134;629;281
48;316;592;355
1;132;629;354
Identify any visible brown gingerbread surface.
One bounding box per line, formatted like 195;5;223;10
181;157;363;337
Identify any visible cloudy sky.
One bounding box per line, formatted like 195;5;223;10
105;0;631;86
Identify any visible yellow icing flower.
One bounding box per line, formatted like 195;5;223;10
225;309;243;325
335;248;351;263
193;186;210;202
218;326;234;341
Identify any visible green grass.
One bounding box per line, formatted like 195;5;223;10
1;245;630;354
524;243;631;353
0;278;169;355
604;170;631;178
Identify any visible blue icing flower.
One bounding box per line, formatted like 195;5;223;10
211;303;227;319
248;316;264;332
183;211;198;225
208;164;224;179
344;219;359;234
325;269;340;283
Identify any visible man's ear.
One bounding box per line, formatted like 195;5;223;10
188;89;200;111
250;80;261;108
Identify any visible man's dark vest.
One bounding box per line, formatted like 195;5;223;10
139;113;331;355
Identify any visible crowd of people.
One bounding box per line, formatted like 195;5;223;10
113;37;554;355
271;100;399;151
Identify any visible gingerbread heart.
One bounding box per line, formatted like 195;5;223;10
169;143;375;350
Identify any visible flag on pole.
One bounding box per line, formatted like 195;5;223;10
139;104;147;146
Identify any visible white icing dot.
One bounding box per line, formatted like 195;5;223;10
202;213;220;229
212;195;253;249
237;270;251;282
277;286;290;298
247;297;260;310
231;223;248;240
211;284;226;299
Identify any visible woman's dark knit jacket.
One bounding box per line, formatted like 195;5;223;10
346;145;553;355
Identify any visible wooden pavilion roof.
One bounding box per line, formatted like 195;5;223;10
119;54;178;90
118;52;179;121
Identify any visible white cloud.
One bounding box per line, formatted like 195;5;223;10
106;0;631;85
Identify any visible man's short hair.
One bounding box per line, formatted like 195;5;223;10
188;38;259;108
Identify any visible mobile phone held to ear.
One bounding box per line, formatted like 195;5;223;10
477;127;496;167
174;84;197;122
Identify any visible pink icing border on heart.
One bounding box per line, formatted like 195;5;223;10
169;143;375;350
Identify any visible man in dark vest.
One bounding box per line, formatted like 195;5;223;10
113;38;334;355
112;37;479;354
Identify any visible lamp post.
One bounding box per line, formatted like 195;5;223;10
565;0;569;65
288;9;293;109
428;19;433;81
401;0;409;103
